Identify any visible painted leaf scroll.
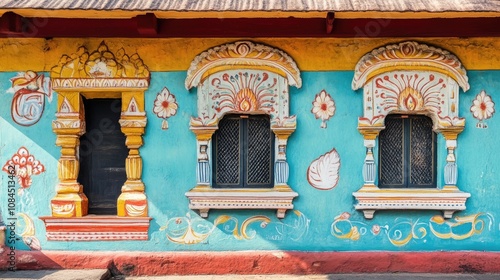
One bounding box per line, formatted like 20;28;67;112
307;148;341;190
8;71;52;126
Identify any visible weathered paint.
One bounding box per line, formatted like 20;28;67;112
1;38;500;273
0;38;500;72
4;251;500;275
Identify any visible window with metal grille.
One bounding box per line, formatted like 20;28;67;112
212;114;274;188
379;114;436;188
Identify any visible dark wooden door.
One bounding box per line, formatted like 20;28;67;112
78;98;128;214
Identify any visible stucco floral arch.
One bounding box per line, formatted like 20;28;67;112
185;41;301;219
351;41;471;219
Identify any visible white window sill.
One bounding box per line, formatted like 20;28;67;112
353;185;470;219
186;186;298;218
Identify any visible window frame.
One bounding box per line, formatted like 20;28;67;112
212;114;275;189
378;114;437;189
40;42;152;241
184;41;302;219
351;41;471;219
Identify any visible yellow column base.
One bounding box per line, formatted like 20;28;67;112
117;192;148;217
51;192;88;217
274;184;293;192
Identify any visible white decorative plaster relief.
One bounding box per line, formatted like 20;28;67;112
351;41;471;219
185;41;301;218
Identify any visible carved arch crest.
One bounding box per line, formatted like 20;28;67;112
352;41;469;92
185;41;302;89
353;41;469;130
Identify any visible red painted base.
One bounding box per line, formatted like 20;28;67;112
1;250;500;275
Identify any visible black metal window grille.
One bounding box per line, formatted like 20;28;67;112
379;114;436;188
212;115;274;188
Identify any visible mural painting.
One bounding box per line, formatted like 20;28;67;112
331;212;493;246
160;211;310;245
470;90;495;128
17;213;41;250
1;34;500;275
2;147;43;250
311;90;335;128
2;147;45;195
153;87;178;130
7;71;52;126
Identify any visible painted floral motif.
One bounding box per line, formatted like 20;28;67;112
470;90;495;128
311;90;335;128
330;212;493;247
153;87;178;130
160;211;310;245
307;148;340;190
8;71;52;126
2;147;45;194
210;71;277;115
331;212;360;241
358;72;465;128
377;73;444;113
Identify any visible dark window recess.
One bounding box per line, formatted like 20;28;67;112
212;115;274;188
379;114;436;188
78;98;128;214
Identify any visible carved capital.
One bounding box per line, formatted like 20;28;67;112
436;126;464;140
358;127;383;140
191;128;217;141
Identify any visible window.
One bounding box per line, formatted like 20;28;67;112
379;115;436;189
185;41;302;218
78;98;128;214
351;41;471;219
213;115;274;189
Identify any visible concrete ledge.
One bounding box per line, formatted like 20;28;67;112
1;251;500;276
0;269;110;280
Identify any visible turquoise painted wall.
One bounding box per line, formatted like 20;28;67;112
1;69;499;252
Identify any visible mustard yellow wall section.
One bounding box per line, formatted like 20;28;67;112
1;37;500;72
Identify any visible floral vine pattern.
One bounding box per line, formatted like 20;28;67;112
470;90;495;129
307;148;341;190
8;71;52;126
2;147;45;195
160;211;309;245
153;87;178;130
311;90;335;128
331;212;493;247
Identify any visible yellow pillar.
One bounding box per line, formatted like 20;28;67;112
51;92;88;217
117;93;148;217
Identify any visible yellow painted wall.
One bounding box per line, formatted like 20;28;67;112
1;37;500;72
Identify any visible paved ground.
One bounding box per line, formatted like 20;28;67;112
0;269;110;280
1;270;500;280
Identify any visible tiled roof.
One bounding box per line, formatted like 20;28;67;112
1;0;500;12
